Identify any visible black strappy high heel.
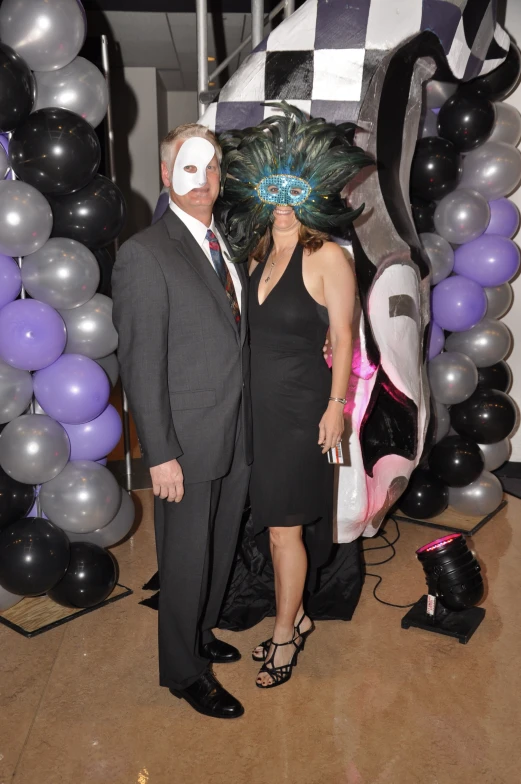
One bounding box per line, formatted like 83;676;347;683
251;613;315;662
255;637;300;689
294;612;316;653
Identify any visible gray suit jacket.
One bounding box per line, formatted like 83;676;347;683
112;209;252;484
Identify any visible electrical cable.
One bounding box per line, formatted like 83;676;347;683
362;518;417;609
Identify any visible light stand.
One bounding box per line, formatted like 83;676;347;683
401;534;485;644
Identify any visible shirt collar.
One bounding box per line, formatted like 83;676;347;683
169;200;215;247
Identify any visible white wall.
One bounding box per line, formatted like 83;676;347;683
111;67;161;241
166;91;198;131
501;3;521;459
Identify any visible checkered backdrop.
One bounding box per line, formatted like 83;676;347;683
200;0;510;131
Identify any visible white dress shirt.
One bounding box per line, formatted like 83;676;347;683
169;201;242;312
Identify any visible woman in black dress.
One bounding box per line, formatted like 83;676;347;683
220;104;372;688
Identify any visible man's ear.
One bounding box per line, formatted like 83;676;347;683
161;161;172;189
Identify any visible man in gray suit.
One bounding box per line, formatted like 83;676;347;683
112;124;252;719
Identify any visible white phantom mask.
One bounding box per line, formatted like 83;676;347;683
172;137;215;196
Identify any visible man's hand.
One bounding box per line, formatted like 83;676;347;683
150;459;185;503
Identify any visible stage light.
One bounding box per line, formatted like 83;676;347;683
401;533;485;643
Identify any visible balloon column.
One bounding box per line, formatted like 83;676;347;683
401;49;521;520
0;0;133;614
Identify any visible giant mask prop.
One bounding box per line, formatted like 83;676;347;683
199;0;511;542
154;0;510;542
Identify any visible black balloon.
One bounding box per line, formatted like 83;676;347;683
48;175;126;249
467;43;521;101
0;467;36;530
437;90;495;152
411;196;436;233
48;542;117;608
450;387;516;444
429;435;484;488
477;361;512;393
0;43;34;132
0;517;70;595
10;108;101;195
94;247;114;297
410;137;462;201
399;468;449;519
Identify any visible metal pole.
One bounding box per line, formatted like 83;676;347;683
283;0;295;18
251;0;264;49
9;146;42;514
101;34;133;492
196;0;209;117
208;0;285;82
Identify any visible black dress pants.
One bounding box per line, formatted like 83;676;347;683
154;426;250;690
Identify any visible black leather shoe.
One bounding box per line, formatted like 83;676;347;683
170;669;244;719
201;638;241;663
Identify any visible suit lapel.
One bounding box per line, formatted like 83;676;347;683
163;210;238;334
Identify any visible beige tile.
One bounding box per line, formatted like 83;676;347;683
0;625;65;783
9;491;521;784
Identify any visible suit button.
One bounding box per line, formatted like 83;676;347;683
242;382;245;388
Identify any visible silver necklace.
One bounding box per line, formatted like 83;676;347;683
264;244;296;283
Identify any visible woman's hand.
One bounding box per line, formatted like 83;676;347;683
318;402;345;454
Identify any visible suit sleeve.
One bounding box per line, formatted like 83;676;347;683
112;238;183;468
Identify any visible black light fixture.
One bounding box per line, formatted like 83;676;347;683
402;533;485;644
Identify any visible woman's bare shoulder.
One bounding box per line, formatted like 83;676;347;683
311;241;353;268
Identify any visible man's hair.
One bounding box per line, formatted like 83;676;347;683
160;123;222;171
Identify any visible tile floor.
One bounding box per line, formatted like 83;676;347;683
1;490;519;784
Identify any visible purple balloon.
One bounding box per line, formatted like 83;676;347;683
0;135;8;155
0;253;21;309
431;276;487;333
485;199;520;239
33;354;110;425
428;322;445;360
454;235;520;287
0;299;66;371
61;404;122;461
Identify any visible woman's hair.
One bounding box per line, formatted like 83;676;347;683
252;224;329;262
217;102;373;262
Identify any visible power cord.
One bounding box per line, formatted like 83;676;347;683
362;518;416;609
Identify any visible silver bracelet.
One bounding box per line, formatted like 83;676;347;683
329;396;347;405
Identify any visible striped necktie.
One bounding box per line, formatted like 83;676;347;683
206;229;241;328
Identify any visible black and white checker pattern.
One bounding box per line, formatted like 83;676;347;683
200;0;510;132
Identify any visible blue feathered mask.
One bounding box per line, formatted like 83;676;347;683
218;102;373;261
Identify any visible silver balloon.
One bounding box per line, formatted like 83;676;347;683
66;489;135;547
34;57;109;128
419;232;454;285
434;189;490;245
40;460;121;534
485;283;513;319
59;294;118;359
428;351;478;405
22;238;100;310
0;584;23;611
449;471;503;516
433;400;451;443
0;358;33;424
488;102;521;146
424;80;456;110
419;109;438;139
459;142;521;200
0;181;53;257
0;414;69;484
95;353;119;387
0;0;86;72
0;146;8;180
478;439;511;472
445;318;511;368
